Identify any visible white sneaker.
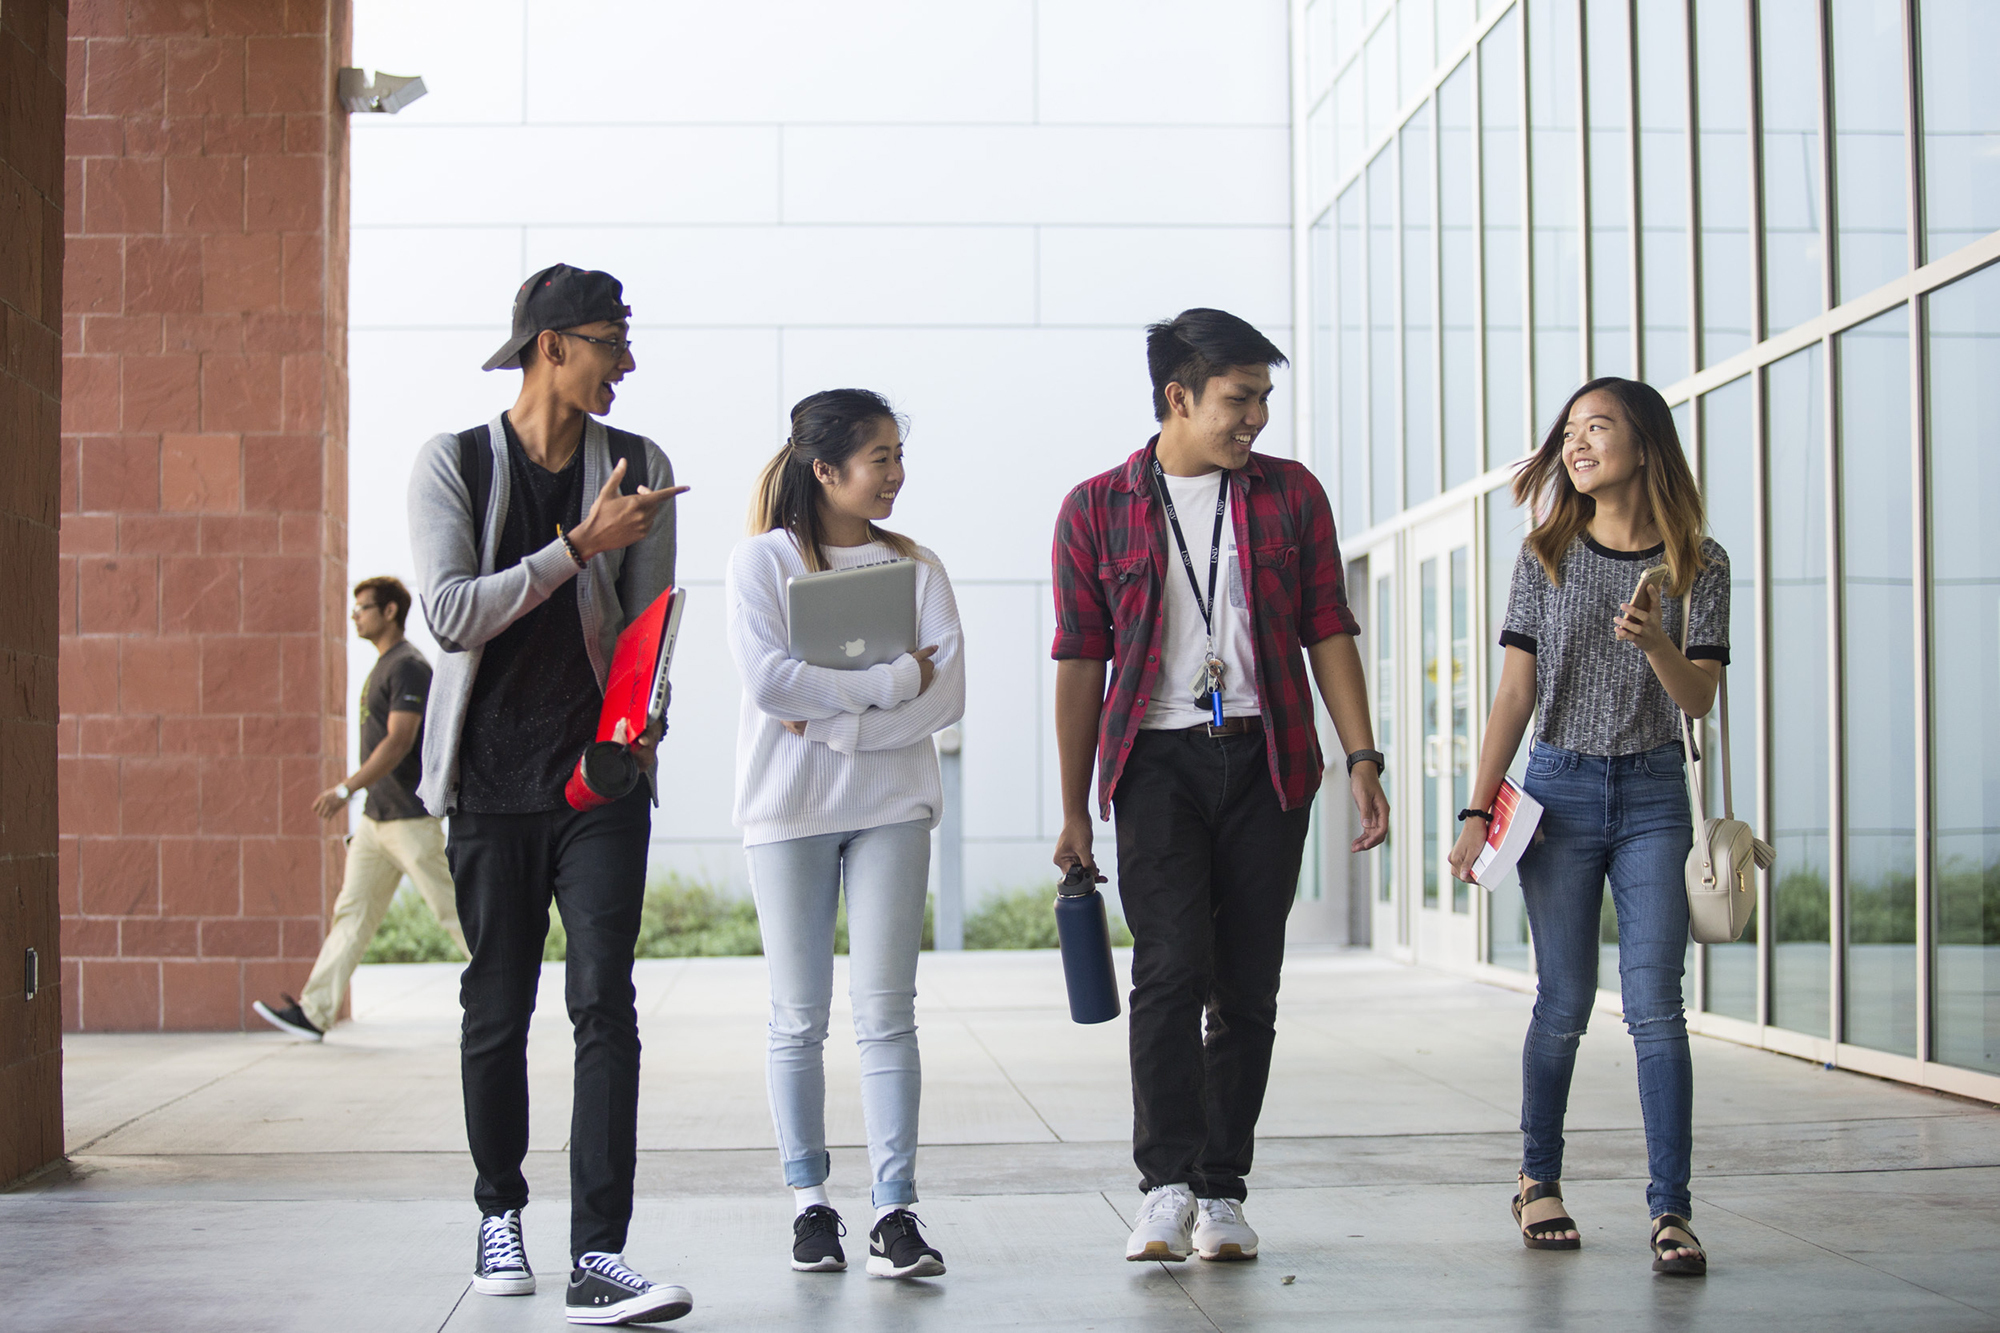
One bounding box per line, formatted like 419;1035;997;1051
1193;1197;1259;1261
1125;1183;1196;1262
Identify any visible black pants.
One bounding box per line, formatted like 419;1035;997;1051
448;785;651;1261
1114;727;1312;1202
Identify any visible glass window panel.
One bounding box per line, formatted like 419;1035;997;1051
1310;97;1338;209
1405;105;1438;505
1437;0;1476;54
1307;0;1337;100
1376;572;1399;908
1528;0;1583;430
1441;61;1478;489
1337;0;1369;69
1586;0;1634;379
1370;151;1401;522
1696;0;1754;365
1830;0;1908;300
1485;487;1531;969
1768;343;1830;1039
1313;211;1336;487
1838;304;1915;1056
1927;263;2000;1076
1338;64;1367;182
1921;0;2000;263
1422;556;1440;909
1401;0;1436;105
1637;0;1691;387
1483;8;1527;463
1701;375;1758;1022
1760;0;1825;337
1368;17;1400;146
1339;185;1369;538
1451;545;1472;913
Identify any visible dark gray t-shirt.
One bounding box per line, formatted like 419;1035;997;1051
1500;534;1730;756
360;639;431;821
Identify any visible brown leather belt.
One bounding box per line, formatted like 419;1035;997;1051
1190;716;1262;738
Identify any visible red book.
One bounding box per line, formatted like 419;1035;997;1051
1472;776;1544;889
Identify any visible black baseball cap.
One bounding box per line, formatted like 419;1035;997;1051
482;263;632;371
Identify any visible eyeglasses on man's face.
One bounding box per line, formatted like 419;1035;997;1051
352;601;381;616
560;331;634;355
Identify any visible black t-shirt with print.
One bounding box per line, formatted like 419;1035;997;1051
454;416;604;814
360;638;432;821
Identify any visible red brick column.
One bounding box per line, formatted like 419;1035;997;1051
1;0;68;1183
58;0;351;1032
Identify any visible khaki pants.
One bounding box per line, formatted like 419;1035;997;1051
299;814;467;1031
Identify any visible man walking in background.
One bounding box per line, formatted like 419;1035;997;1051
254;576;462;1042
1050;309;1390;1264
411;263;692;1325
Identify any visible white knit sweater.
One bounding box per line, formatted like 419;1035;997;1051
725;530;966;846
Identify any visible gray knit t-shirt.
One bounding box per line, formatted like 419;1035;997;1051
1500;535;1730;756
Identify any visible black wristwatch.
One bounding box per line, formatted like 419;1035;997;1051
1345;748;1385;776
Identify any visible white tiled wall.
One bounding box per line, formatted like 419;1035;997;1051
347;0;1293;903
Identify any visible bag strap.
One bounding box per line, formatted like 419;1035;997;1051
1676;589;1708;825
455;423;648;565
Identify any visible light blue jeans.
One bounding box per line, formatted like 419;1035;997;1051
746;819;930;1209
1517;741;1695;1220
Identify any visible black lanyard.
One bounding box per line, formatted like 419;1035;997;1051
1151;459;1227;641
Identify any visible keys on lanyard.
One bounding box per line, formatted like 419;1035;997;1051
1153;459;1229;728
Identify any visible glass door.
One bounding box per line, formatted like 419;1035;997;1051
1406;505;1480;970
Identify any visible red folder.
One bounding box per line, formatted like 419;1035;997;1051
565;587;687;811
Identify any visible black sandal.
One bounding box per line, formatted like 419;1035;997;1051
1651;1214;1706;1276
1511;1174;1581;1250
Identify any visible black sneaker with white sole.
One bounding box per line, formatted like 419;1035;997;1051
566;1252;693;1325
473;1208;534;1296
866;1210;945;1279
252;994;322;1041
792;1204;847;1272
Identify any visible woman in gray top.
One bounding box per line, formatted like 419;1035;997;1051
1448;377;1727;1277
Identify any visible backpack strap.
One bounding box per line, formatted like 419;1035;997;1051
455;426;495;564
604;426;649;500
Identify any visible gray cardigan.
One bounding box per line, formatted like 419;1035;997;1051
407;413;676;815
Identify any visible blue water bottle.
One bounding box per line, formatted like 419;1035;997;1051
1055;864;1122;1024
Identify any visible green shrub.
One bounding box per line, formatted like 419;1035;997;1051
360;882;465;964
964;886;1133;951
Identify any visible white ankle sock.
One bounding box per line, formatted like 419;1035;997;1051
793;1185;829;1215
874;1204;904;1225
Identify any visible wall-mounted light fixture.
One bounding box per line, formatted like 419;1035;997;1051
337;69;428;114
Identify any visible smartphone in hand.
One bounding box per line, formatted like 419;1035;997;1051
1630;563;1670;607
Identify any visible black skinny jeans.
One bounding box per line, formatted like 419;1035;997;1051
449;785;651;1261
1113;726;1312;1202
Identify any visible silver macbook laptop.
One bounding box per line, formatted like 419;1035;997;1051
786;559;918;670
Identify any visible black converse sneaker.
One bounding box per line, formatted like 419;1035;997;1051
252;994;322;1041
866;1210;945;1279
565;1252;693;1325
473;1209;534;1296
791;1204;847;1272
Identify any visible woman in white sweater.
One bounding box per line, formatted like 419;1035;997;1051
724;388;965;1281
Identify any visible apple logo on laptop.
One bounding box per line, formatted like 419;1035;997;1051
843;639;866;658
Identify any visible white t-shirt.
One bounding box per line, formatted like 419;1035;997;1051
1140;470;1259;729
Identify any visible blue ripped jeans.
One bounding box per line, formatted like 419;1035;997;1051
1517;741;1695;1220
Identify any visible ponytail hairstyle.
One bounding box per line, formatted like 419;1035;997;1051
749;388;921;573
1511;376;1708;596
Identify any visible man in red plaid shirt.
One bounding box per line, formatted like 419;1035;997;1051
1050;309;1389;1264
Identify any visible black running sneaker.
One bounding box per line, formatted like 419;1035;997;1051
866;1210;945;1279
566;1252;693;1325
473;1209;534;1296
252;994;322;1041
792;1204;847;1272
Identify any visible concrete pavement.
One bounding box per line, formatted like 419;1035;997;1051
8;948;1999;1331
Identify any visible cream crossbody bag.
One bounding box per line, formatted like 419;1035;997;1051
1675;591;1775;944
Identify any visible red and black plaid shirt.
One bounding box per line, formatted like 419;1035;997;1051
1050;437;1360;817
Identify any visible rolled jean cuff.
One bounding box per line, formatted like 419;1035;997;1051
871;1179;917;1209
782;1151;830;1189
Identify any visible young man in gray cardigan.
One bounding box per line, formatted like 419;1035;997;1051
408;264;693;1326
